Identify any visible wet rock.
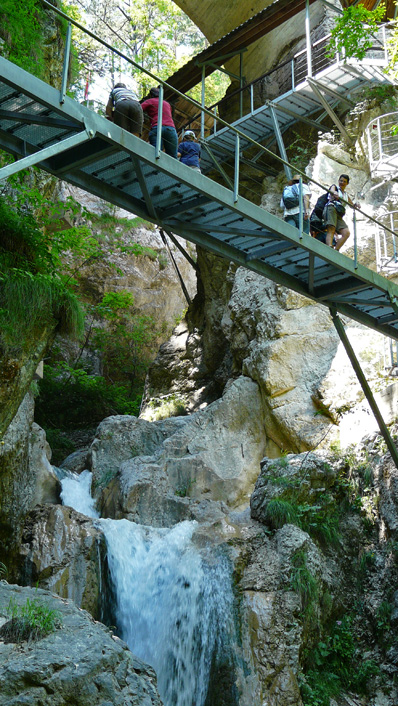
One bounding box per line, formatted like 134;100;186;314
17;505;104;618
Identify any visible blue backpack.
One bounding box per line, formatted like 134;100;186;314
282;184;300;209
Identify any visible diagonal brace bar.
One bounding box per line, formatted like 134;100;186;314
330;307;398;469
307;78;354;144
0;129;94;180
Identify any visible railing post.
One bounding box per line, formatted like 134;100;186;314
299;178;303;239
392;213;397;263
155;84;163;159
234;134;239;203
291;58;295;91
353;209;358;269
383;25;388;63
250;84;254;114
239;53;243;119
305;0;312;77
377;117;383;160
201;65;205;140
60;22;72;104
213;106;217;135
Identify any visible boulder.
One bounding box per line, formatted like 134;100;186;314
97;377;267;525
17;505;104;619
0;582;162;706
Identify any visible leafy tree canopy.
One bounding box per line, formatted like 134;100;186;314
65;0;229;105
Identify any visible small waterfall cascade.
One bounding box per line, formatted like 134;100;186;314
60;472;237;706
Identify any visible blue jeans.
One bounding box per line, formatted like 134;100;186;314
148;126;178;158
285;213;310;234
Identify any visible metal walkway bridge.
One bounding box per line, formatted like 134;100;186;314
2;55;398;344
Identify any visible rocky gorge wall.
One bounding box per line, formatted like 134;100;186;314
2;4;398;706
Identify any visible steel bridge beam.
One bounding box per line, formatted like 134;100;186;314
330;308;398;469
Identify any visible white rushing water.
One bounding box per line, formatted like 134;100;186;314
60;469;99;519
60;471;235;706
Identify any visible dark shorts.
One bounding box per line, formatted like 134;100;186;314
323;203;348;232
114;100;143;135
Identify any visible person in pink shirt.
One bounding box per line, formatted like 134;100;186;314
141;87;178;158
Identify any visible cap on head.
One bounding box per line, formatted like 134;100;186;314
292;174;303;182
184;130;196;139
114;83;126;89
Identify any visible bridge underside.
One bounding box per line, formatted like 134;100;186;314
1;56;398;341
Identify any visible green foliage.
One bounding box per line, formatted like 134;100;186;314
301;615;380;705
0;562;7;580
144;393;187;421
376;600;392;637
327;4;386;61
289;550;318;612
36;362;142;429
1;597;62;643
0;195;85;350
264;499;299;529
0;0;45;77
175;478;196;498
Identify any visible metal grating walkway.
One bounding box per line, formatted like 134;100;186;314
201;33;390;173
2;55;398;341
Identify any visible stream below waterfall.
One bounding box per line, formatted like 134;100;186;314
60;470;238;706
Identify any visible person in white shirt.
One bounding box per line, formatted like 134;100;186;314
323;174;360;251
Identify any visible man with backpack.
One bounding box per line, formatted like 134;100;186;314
323;174;360;251
280;174;311;234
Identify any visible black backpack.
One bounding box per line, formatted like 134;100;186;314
310;185;337;221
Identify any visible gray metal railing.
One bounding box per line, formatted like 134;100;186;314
366;111;398;177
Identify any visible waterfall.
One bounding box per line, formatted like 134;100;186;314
60;469;99;519
60;472;236;706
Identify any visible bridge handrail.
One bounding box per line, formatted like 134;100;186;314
30;1;398;257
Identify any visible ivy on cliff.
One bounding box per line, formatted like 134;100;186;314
0;0;45;77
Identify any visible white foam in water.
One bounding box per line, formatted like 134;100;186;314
60;470;234;706
60;469;99;519
101;518;234;706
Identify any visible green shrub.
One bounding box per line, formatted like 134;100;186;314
0;597;62;643
301;615;380;705
290;550;318;611
36;363;142;429
264;499;299;528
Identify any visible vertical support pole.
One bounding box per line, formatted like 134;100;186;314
330;307;398;469
377;118;383;161
305;0;312;78
353;209;358;269
250;84;254;114
201;65;206;140
383;25;388;63
156;84;163;159
234;134;240;203
392;212;397;263
291;58;295;91
298;178;303;239
213;106;217;135
60;22;72;104
239;52;243;119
